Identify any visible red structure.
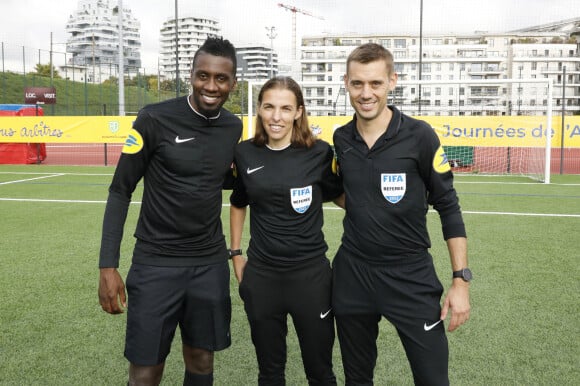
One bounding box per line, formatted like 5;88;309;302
0;104;47;164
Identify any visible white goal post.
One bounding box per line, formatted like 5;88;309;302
246;78;554;183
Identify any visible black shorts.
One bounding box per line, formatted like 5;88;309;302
124;262;231;366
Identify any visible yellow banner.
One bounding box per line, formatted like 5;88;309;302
1;115;580;148
0;116;134;143
301;116;580;148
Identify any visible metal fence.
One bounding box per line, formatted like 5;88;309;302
1;41;177;116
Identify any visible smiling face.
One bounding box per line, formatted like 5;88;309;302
189;52;237;117
258;88;303;149
344;59;398;123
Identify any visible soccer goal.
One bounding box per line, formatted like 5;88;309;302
245;78;554;183
408;78;553;183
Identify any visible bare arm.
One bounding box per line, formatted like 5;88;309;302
333;193;345;209
98;268;127;314
440;236;471;332
229;205;247;283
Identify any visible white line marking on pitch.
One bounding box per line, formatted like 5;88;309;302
0;173;65;185
0;199;578;218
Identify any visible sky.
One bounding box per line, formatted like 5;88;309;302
0;0;578;72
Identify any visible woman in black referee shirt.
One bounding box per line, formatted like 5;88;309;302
229;77;343;385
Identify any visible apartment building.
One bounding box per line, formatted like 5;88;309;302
159;15;220;83
236;45;279;82
300;18;580;117
65;0;141;82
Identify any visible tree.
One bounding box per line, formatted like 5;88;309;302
159;78;188;94
103;76;118;86
223;80;248;115
32;63;60;79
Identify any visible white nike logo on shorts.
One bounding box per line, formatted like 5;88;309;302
320;309;332;319
175;136;195;143
423;320;442;331
247;166;265;174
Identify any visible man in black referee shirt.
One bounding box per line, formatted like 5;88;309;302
98;37;242;386
332;43;471;385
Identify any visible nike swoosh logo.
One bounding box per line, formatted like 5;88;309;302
320;309;332;319
175;136;195;143
247;166;264;174
423;320;442;331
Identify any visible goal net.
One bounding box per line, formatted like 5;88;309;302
245;78;553;183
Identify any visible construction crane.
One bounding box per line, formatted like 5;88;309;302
278;3;324;61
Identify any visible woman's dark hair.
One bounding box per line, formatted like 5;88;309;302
253;76;314;148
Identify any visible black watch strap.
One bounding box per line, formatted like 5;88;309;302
452;268;472;282
228;249;243;258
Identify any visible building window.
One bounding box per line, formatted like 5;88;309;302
379;39;391;48
328;88;333;95
394;39;406;48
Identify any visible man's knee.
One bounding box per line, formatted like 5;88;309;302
128;362;165;386
183;345;214;374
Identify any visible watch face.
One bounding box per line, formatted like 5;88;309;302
463;268;473;281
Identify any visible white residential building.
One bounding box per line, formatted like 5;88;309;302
300;18;580;117
159;15;220;82
65;0;141;81
236;45;279;82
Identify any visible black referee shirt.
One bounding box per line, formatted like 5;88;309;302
99;96;242;267
230;140;343;266
333;106;466;264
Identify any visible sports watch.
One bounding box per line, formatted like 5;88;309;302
228;249;243;258
452;268;472;282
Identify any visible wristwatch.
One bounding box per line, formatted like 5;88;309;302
452;268;472;282
228;249;243;259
